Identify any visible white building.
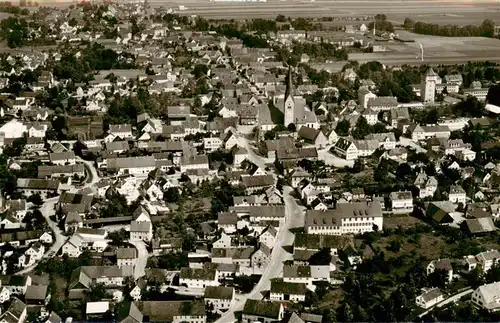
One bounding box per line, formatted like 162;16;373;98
421;68;438;104
333;138;358;160
390;191;413;212
472;282;500;312
106;156;156;176
305;201;384;235
449;185;466;204
204;286;234;314
269;280;307;302
116;248;138;268
415;288;444;309
179;267;220;289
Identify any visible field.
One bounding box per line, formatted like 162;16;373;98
157;0;500;25
349;30;500;66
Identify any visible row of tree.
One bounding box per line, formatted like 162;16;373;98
404;18;496;38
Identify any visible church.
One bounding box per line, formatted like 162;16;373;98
282;67;319;130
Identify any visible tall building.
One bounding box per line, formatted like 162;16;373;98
284;67;295;127
421;68;438;104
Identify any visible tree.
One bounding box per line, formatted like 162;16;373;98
287;123;296;132
275;14;286;22
309;248;332;265
335;119;350;136
352;116;371;139
86;283;109;302
27;193;44;206
164;187;180;203
107;229;129;246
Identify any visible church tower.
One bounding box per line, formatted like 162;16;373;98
421;68;437;104
284;67;295;127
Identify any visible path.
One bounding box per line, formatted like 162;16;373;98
216;186;304;323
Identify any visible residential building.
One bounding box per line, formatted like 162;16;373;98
449;185;466;204
472;282;500;312
179;267;219;289
270;279;307;302
134;300;206;323
242;299;284;323
390;191;413;212
427;258;453;283
116;248;138;268
415;288;444;309
333;138;358;160
204;286;234;314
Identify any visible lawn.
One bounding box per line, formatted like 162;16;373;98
384;214;425;229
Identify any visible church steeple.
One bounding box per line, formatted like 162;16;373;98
284;66;295;127
284;66;294;101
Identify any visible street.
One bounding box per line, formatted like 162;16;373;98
128;239;149;280
216;186;305;323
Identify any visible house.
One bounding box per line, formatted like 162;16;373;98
86;301;110;321
134;300;206;323
298;126;328;149
204;286;234;314
427;258;453;283
241;175;274;194
116;302;143;323
0;298;27;323
0;287;10;303
258;225;277;250
251;244;272;269
106;156;156;176
109;124;133;139
0;275;32;295
365;133;397;150
270;279;307;302
333;138;358;160
449;185;466;204
25;285;49;305
68;266;133;299
49;151;76;166
471;282;500;312
367;96;398;111
282;265;330;288
242;299;284;323
415;288;444;309
217;212;238;233
16;179;60;199
180;155;209;173
414;172;438;199
116;248;138;268
130;221;153;242
390;191;413;212
179;267;219;289
305;201;384;235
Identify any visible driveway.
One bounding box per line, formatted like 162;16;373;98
216;186;304;322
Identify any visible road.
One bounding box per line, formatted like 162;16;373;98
128;239;149;280
77;157;100;187
418;288;473;318
16;197;67;275
216;186;305;323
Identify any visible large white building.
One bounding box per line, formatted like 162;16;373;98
472;282;500;312
106;156;156;176
421;68;439;104
305;201;383;235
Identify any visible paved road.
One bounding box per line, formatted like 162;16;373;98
16;197;67;275
216;186;304;322
77;157;100;187
128;239;149;280
418;288;472;318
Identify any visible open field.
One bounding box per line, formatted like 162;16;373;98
156;0;500;24
349;30;500;65
24;0;500;25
